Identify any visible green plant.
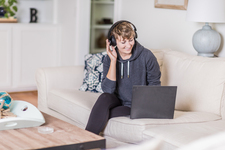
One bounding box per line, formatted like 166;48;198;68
0;0;17;18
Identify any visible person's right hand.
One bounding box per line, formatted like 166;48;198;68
106;39;117;63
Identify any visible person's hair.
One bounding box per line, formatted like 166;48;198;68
111;22;135;40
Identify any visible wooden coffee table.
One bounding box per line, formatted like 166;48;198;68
0;113;105;150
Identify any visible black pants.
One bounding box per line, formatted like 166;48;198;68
85;93;130;134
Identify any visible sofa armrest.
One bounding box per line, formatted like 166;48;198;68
35;66;84;110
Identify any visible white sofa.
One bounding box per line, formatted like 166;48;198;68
35;49;225;150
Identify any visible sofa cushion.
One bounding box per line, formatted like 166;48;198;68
161;51;225;116
104;111;221;143
142;120;225;148
151;49;170;72
47;89;101;127
79;51;107;93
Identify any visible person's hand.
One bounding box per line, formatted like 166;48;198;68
106;39;117;63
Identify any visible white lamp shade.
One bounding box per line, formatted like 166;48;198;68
186;0;225;23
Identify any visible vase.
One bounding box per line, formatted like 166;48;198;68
97;33;107;48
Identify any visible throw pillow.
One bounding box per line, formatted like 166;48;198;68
79;51;107;93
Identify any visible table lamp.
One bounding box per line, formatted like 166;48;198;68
186;0;225;57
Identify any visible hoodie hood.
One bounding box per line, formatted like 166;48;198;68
116;41;144;78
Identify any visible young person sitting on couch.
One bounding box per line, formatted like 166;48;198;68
85;20;161;135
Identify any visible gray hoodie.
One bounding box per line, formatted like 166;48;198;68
101;41;161;107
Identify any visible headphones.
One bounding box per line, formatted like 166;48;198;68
107;20;138;46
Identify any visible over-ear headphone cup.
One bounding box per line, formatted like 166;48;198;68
109;35;117;46
111;35;117;46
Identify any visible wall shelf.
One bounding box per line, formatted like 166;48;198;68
92;25;112;29
90;0;114;54
92;1;114;5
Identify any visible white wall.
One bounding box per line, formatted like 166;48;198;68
56;0;77;66
115;0;225;57
74;0;91;65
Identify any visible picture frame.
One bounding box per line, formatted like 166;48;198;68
154;0;188;10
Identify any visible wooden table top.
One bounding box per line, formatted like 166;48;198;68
0;113;105;150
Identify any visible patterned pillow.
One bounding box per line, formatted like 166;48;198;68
79;51;107;93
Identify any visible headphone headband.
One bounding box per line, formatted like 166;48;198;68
107;20;138;46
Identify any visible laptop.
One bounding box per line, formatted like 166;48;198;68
130;85;177;119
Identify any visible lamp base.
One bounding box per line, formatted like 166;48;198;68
192;23;221;57
197;52;215;57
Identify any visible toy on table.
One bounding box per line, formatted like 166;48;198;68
0;91;17;119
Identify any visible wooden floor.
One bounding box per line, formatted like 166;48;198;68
9;91;38;107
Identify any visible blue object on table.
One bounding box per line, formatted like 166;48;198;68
0;91;13;110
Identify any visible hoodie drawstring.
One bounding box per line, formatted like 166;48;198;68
121;62;123;79
127;61;130;78
121;61;130;79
